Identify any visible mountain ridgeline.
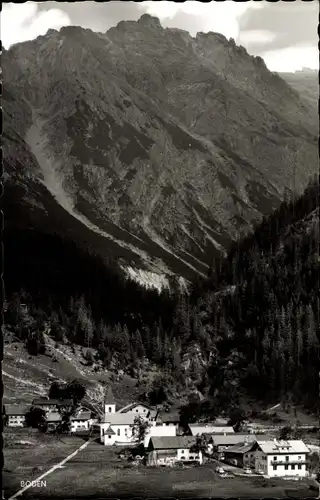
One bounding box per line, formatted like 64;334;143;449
3;14;318;280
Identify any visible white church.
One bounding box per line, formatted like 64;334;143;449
95;387;177;447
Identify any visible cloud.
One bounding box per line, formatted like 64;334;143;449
238;30;277;46
238;0;318;53
262;46;319;73
1;2;71;48
36;1;144;33
143;1;262;40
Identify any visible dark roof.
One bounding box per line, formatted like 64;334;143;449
149;436;196;450
32;398;73;406
104;386;116;405
5;404;30;416
157;412;180;423
71;411;91;421
224;442;256;455
104;427;116;435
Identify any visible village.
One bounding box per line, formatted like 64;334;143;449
4;385;320;490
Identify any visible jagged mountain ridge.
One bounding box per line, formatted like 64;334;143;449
3;14;318;279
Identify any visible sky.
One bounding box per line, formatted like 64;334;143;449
1;1;318;73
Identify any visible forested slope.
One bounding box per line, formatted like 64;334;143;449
4;177;319;410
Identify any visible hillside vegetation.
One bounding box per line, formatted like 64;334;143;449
4;177;319;414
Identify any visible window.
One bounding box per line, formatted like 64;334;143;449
117;429;120;436
273;456;277;461
189;456;194;460
109;407;112;412
285;456;289;461
298;456;301;460
108;435;112;439
136;409;139;412
273;465;277;471
143;409;146;412
291;465;295;470
298;464;301;469
124;428;128;435
285;465;288;470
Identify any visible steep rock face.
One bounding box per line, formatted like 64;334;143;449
3;16;318;280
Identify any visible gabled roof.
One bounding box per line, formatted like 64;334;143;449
118;401;154;413
46;413;62;422
5;404;30;416
210;434;259;446
104;386;116;405
149;436;196;450
104;427;116;435
71;411;91;421
32;398;73;406
102;413;137;425
224;442;256;455
256;439;310;455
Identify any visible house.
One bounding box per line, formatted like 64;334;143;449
32;398;73;414
224;442;257;469
144;422;177;447
70;411;92;433
118;401;156;421
147;436;203;466
253;439;309;478
5;404;30;427
46;412;62;432
99;413;138;446
188;423;235;436
155;412;180;431
208;433;270;459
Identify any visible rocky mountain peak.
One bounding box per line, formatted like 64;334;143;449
3;19;318;281
137;13;162;29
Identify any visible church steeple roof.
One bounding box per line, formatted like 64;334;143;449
104;386;115;404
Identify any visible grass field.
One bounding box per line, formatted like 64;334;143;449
4;430;318;499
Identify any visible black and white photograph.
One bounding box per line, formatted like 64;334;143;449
2;0;319;498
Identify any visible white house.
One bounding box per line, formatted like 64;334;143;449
155;412;180;430
5;404;30;427
70;411;92;432
253;439;309;478
144;421;177;447
118;402;156;422
147;436;203;466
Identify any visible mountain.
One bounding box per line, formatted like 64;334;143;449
3;15;318;281
4;178;319;412
280;69;318;108
197;178;319;410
